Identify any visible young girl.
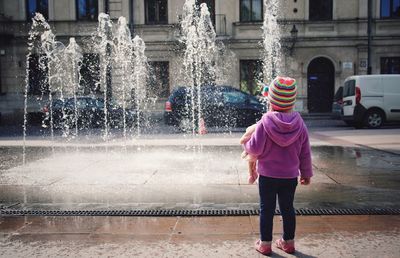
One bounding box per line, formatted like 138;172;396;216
242;76;313;255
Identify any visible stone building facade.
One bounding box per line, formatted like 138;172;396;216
0;0;399;124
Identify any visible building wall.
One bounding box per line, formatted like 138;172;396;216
52;0;76;20
0;0;400;124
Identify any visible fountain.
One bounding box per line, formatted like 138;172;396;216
3;1;399;217
14;2;248;210
113;17;148;141
180;0;218;134
262;0;283;83
96;13;114;140
23;0;231;143
24;13;64;163
62;37;83;137
131;35;149;137
23;13;149;149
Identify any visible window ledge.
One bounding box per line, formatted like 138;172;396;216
233;21;263;26
135;24;175;28
377;17;400;22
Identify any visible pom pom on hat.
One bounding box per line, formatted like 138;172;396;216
262;85;269;97
257;80;269;97
268;76;297;111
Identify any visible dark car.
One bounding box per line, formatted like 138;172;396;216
42;97;137;129
164;85;266;128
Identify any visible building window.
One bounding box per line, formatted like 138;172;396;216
77;0;98;21
148;61;169;98
309;0;333;21
80;54;100;95
26;0;49;20
240;60;263;96
145;0;168;25
381;57;400;74
240;0;263;22
28;54;49;95
381;0;400;18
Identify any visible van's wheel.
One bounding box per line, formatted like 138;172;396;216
364;109;384;129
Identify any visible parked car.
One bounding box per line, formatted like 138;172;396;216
342;74;400;128
331;86;343;119
164;85;266;128
42;97;137;129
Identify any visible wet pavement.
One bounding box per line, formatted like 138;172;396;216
1;127;400;257
1;215;399;257
0;144;399;211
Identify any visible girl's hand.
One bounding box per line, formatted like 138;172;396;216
248;175;256;184
300;177;311;185
248;162;258;184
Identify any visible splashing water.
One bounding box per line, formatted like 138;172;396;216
114;17;134;142
23;12;149;162
180;0;218;135
63;37;83;137
24;13;63;163
214;41;237;86
96;13;114;140
113;17;148;140
23;13;51;164
131;35;149;137
41;26;66;141
262;0;282;83
95;14;148;141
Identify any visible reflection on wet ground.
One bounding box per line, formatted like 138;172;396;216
1;215;399;257
0;145;399;210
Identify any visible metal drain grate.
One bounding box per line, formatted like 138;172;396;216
1;208;399;217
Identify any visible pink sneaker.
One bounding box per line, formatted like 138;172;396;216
275;238;295;254
255;239;272;256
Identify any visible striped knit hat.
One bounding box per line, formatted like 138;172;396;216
267;76;297;111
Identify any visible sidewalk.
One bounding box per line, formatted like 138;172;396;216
1;215;399;257
309;128;400;154
1;122;400;257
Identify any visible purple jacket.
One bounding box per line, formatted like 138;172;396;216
243;111;313;179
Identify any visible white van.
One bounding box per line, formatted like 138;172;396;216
342;74;400;128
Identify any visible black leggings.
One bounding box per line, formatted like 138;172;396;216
258;175;298;241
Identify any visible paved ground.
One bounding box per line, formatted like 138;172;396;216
1;120;400;257
1;142;400;211
1;215;399;257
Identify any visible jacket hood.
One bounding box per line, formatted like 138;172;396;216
261;111;304;147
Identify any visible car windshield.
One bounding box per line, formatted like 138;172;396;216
52;99;64;108
170;86;259;106
76;98;91;108
343;80;355;97
223;90;247;104
95;99;105;108
201;87;223;104
334;86;343;101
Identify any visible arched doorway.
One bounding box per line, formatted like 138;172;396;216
307;57;335;113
